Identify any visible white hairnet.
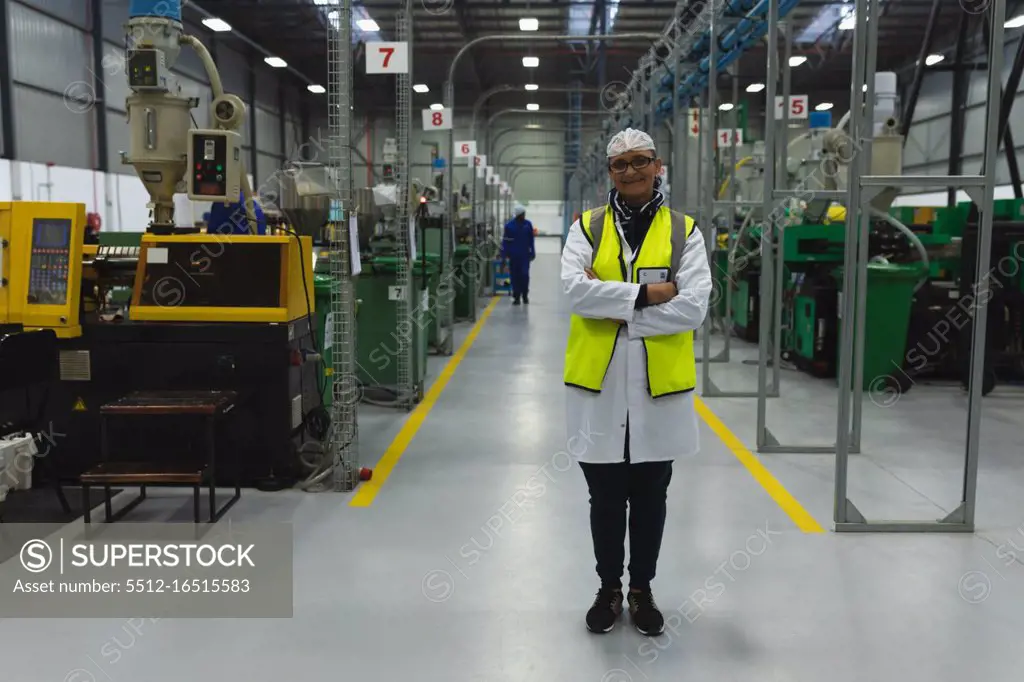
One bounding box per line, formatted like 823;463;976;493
513;204;526;216
606;128;656;158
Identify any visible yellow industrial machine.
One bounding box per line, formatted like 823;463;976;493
0;202;87;338
130;234;313;324
0;1;330;494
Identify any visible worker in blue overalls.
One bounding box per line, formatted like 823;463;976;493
502;204;536;305
206;193;267;235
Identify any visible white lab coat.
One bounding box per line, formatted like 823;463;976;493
560;211;713;464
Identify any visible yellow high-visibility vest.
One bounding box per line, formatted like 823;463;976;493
564;205;696;398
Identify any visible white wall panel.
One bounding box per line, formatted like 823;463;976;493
9;2;89;92
105;109;131;175
284;115;302;156
218;46;250;97
176;74;212;129
255;152;285;192
101;43;132;113
102;0;129;42
254;68;279;111
15;0;87;28
255;106;282;155
13;85;93;167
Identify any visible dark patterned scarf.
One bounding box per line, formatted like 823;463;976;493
608;186;665;225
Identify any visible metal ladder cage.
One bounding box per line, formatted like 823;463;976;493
832;0;1005;532
393;1;415;409
327;0;360;491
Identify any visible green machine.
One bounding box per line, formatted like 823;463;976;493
354;255;431;403
418;213;455;354
775;219;925;390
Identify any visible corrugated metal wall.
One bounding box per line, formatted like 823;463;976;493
904;34;1024;186
1;0;307;184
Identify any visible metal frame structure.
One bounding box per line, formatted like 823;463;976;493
393;0;415;410
327;0;359;491
832;0;1005;532
444;32;662;332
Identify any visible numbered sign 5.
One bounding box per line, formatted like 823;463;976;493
455;141;477;159
773;95;808;120
422;108;453;131
366;42;409;74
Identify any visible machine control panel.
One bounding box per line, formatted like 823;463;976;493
187;129;242;202
127;49;168;91
27;218;71;306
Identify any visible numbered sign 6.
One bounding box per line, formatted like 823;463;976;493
422;108;453;131
455;141;477;159
773;95;808;120
366;42;409;74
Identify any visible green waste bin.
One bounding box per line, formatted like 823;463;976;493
415;253;443;347
711;249;729;320
314;274;338;409
453;244;475;320
836;262;924;391
355;256;430;399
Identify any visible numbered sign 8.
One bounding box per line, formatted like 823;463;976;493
422;108;453;131
455;141;477;159
366;42;409;74
773;95;808;120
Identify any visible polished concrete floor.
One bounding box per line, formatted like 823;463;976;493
3;250;1024;682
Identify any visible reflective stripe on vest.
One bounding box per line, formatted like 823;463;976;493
563;205;697;398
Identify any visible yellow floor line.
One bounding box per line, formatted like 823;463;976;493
695;397;826;533
350;297;501;507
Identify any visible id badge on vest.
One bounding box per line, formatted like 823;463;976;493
636;267;670;285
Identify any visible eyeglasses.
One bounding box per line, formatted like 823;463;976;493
608;156;656;174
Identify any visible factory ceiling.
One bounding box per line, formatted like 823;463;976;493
187;0;1005;117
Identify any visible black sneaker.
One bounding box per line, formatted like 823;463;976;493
627;589;665;636
513;297;521;305
586;587;623;633
523;294;529;305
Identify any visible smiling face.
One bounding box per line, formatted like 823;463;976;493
608;149;662;205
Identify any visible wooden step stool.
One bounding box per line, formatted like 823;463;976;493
81;390;241;524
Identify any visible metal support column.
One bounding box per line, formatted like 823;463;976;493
900;0;942;141
327;0;360;491
699;10;719;384
90;0;108;171
833;0;1004;532
394;0;415;408
0;0;14;160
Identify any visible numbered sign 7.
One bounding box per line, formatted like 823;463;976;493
366;42;409;74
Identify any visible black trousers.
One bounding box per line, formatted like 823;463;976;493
579;421;673;591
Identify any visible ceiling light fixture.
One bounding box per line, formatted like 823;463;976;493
265;57;287;68
520;18;539;31
746;82;765;93
526;103;540;111
201;18;232;32
413;84;430;93
522;56;540;68
719;103;735;111
357;18;380;32
1007;15;1024;28
308;84;326;94
816;102;834;111
789;56;807;67
525;84;539;91
925;54;944;66
430;103;444;111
